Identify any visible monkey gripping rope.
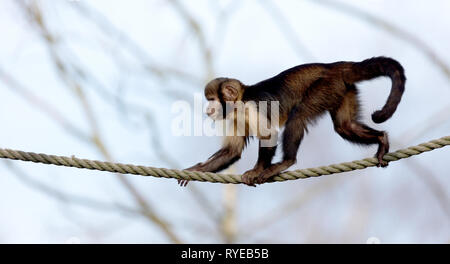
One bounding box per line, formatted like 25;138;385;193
0;135;449;184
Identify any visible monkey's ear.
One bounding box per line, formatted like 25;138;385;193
221;84;239;101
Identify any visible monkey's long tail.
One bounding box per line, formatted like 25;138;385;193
347;56;406;123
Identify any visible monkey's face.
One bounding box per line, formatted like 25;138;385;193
204;78;243;120
205;98;224;120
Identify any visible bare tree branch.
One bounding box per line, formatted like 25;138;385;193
239;177;340;239
167;0;214;80
0;67;90;142
4;160;139;215
17;0;182;243
70;1;203;86
309;0;450;80
259;0;316;61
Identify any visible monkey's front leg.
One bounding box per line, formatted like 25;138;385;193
185;148;237;172
179;149;233;187
178;161;206;187
180;137;246;186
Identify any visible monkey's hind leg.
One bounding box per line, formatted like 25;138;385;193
330;87;390;167
242;142;277;186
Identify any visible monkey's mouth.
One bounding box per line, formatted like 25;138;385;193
207;110;223;120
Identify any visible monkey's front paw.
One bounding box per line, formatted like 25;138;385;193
178;163;203;187
242;169;261;187
177;179;190;187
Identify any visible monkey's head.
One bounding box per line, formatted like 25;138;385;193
204;78;244;120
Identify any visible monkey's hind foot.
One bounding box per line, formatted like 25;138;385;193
376;158;388;168
375;132;389;168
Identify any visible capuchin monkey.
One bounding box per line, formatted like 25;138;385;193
180;57;406;187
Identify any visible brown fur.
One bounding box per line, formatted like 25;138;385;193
180;56;406;187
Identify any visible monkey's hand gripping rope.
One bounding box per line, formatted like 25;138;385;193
0;135;449;184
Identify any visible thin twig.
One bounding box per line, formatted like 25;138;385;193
309;0;450;80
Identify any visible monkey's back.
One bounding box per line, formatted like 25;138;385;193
244;62;352;116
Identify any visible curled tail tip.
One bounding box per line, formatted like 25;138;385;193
371;110;389;123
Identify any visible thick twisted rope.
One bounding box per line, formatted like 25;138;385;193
0;135;449;184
